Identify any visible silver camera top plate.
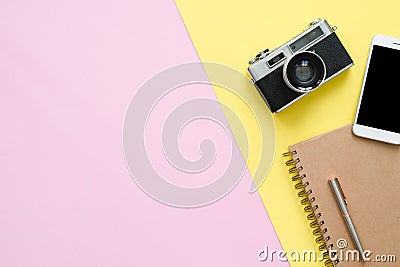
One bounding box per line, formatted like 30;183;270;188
248;18;335;82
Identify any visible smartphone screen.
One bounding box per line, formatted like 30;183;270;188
356;45;400;134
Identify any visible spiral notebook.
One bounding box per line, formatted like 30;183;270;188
284;124;400;266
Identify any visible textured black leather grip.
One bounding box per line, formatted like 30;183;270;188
255;66;303;113
308;32;353;78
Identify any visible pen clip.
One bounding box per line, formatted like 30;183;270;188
334;178;348;205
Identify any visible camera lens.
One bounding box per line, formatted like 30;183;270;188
283;51;326;93
294;61;314;82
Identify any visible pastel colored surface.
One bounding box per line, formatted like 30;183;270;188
175;0;400;266
0;0;287;266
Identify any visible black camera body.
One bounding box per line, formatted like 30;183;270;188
248;18;353;113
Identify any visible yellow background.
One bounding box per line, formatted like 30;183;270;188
175;1;400;266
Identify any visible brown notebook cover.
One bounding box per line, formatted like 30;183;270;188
285;124;400;266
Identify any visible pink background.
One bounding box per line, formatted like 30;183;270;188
0;0;287;266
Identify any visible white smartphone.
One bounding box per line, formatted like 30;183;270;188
353;35;400;144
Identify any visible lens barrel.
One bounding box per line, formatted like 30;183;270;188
283;51;326;93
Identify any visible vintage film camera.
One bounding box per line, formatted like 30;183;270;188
248;18;353;113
